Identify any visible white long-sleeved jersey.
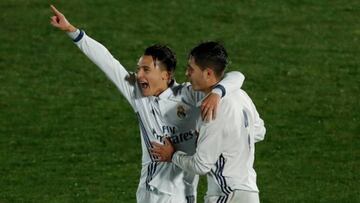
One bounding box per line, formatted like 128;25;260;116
67;30;245;199
172;89;266;198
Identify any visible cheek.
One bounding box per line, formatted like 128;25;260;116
146;71;159;80
147;72;163;86
194;72;202;81
196;73;206;85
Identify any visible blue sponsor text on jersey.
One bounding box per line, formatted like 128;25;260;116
152;125;195;144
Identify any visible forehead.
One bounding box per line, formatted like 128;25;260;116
188;57;201;70
137;55;155;67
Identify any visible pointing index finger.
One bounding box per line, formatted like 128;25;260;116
50;5;62;16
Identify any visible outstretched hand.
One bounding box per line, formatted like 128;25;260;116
150;138;175;162
201;92;220;122
50;5;76;32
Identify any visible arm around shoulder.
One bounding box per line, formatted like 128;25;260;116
214;71;245;97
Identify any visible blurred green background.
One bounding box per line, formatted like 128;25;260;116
1;0;359;202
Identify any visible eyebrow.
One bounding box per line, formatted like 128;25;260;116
137;65;151;69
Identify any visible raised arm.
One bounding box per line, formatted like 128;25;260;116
50;5;136;109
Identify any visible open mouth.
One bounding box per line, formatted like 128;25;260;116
139;81;149;90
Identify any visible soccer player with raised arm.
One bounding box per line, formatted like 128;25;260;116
152;42;266;203
50;5;245;203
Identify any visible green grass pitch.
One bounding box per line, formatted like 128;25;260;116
0;0;359;202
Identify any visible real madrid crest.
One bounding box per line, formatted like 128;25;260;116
177;105;186;119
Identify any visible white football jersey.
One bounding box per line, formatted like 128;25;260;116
67;30;245;200
172;89;266;200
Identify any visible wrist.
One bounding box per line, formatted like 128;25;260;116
67;24;77;32
67;29;80;40
212;84;225;97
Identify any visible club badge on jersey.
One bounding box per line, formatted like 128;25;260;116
177;105;187;119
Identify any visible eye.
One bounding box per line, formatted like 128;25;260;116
144;67;150;72
187;66;193;73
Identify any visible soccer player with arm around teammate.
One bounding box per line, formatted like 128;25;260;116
151;42;266;203
50;5;246;203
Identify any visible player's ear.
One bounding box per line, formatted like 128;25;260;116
161;70;171;82
204;68;214;80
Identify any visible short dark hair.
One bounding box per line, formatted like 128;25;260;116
189;41;228;78
144;44;177;77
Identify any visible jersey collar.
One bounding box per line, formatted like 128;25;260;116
157;80;178;100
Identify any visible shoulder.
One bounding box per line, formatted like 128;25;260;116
171;82;204;105
171;83;186;96
217;90;244;117
219;90;242;108
238;89;252;102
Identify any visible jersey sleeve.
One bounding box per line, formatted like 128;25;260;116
68;30;137;110
172;107;228;175
213;71;245;97
239;89;266;143
250;101;266;143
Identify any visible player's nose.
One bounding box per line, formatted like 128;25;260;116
136;69;144;78
185;68;190;77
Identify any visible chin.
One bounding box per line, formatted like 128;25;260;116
191;85;200;91
140;90;151;96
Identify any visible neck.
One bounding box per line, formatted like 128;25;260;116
203;87;212;95
154;85;169;97
203;79;220;94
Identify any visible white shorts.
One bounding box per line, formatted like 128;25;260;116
205;190;259;203
136;186;196;203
